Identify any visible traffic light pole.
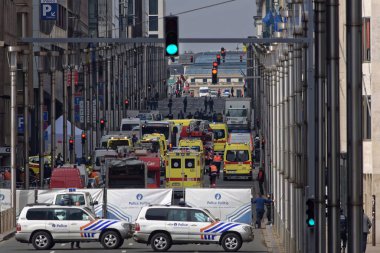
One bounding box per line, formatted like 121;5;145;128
82;52;88;160
95;49;100;147
107;47;112;133
89;48;94;154
71;65;76;164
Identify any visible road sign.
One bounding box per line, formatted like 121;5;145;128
40;0;57;21
18;116;24;134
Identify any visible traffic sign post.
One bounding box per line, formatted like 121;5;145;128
40;0;57;21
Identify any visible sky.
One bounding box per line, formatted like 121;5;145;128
165;0;257;53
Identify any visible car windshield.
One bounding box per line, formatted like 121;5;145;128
225;150;249;162
55;194;85;205
226;109;247;117
108;139;130;149
137;114;153;120
200;89;209;94
121;124;139;131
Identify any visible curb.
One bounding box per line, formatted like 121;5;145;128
0;229;16;242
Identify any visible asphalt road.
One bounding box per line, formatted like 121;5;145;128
1;166;268;252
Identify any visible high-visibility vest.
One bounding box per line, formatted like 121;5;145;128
210;165;217;173
213;155;222;162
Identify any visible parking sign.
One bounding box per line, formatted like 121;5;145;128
40;0;57;21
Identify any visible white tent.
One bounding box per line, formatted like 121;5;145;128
44;116;84;159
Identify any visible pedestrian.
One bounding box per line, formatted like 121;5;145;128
209;164;218;187
265;194;272;225
231;87;234;97
363;210;372;253
209;97;214;112
213;155;222;178
212;112;218;122
340;209;347;252
218;88;221;98
186;112;193;119
71;202;81;249
132;134;138;147
178;110;184;119
168;96;173;114
204;96;208;112
252;194;273;228
257;168;265;196
194;109;200;119
183;96;188;113
155;91;159;101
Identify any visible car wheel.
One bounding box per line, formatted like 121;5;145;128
100;230;122;249
151;233;172;252
223;176;228;181
221;233;242;252
31;231;54;250
116;238;124;249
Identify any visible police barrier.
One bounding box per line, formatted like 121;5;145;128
35;188;172;222
0;189;35;215
106;189;172;221
185;188;252;224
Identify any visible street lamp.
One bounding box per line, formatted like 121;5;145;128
81;48;89;159
106;46;112;133
49;51;59;169
7;45;21;226
34;51;47;188
70;50;78;163
62;50;70;163
21;50;30;189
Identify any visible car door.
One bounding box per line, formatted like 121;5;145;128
68;208;98;241
165;209;189;241
187;209;219;242
46;208;70;240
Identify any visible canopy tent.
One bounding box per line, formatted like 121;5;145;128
44;116;84;159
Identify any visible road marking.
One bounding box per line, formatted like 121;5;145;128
128;242;133;246
50;251;55;253
60;244;65;246
122;250;127;253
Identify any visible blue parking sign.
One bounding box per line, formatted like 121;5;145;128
40;0;57;21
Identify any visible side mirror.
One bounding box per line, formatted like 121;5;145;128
207;217;212;222
215;217;220;222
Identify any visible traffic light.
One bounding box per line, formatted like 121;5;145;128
240;55;243;62
100;119;106;131
190;55;193;63
124;99;129;109
306;198;316;228
81;132;86;144
164;16;179;56
221;47;226;62
212;68;218;84
69;137;74;151
212;61;218;69
216;54;221;65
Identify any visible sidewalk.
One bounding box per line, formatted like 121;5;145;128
0;228;15;242
261;225;286;253
366;244;380;253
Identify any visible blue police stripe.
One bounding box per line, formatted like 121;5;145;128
90;220;113;231
84;220;106;231
204;222;226;233
84;233;87;238
212;223;234;233
219;223;240;233
100;221;118;231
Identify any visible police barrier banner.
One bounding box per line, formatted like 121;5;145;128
107;189;172;222
185;188;252;224
37;189;103;217
0;189;35;215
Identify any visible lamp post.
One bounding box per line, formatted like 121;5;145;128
34;51;47;188
81;49;88;160
22;50;30;189
89;47;94;153
70;51;78;163
7;46;21;225
49;51;59;169
62;50;70;163
95;47;101;147
107;46;112;133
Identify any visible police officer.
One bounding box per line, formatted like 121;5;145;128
213;154;222;178
340;209;347;252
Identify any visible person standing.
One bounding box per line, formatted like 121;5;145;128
209;97;214;113
183;96;188;113
204;96;208;112
213;154;222;178
257;168;265;196
168;96;173;115
71;202;81;249
265;194;272;225
340;209;347;252
178;110;184;119
363;210;372;253
252;194;272;228
231;87;234;97
209;164;218;187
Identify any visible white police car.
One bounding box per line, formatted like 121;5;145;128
133;204;254;252
16;204;133;250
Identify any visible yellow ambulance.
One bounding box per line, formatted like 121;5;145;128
165;147;204;189
107;136;132;150
210;123;228;155
223;143;253;181
140;133;167;157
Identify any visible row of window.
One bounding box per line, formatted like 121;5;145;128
171;159;195;169
145;208;210;223
26;208;90;221
190;78;244;83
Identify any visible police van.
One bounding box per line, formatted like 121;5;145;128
16;204;133;250
133;204;254;252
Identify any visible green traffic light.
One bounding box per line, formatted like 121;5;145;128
307;218;315;227
166;44;178;55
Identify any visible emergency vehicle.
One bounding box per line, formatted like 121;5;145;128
210;123;229;155
180;120;214;165
223;143;253;181
165;147;204;190
28;155;51;175
178;139;206;173
107;136;131;150
140;133;167;158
